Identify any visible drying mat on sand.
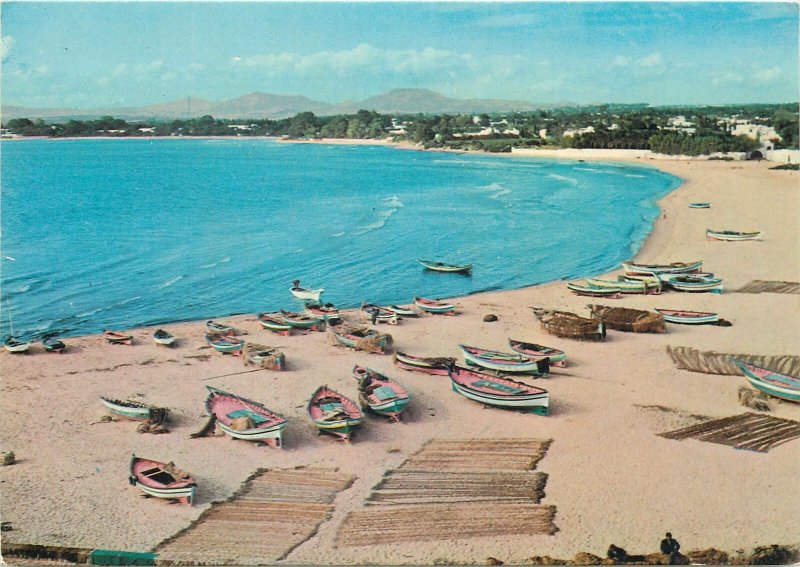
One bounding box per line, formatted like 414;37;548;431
736;280;800;294
336;438;556;546
155;468;355;565
659;412;800;453
666;346;800;377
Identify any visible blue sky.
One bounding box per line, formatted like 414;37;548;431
1;2;798;108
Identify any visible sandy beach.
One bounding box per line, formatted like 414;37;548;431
1;151;798;565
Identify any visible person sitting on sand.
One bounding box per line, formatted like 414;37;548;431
660;532;681;564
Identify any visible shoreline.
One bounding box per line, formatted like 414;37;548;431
1;151;798;564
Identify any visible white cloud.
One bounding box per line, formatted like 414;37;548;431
0;35;13;62
753;66;781;82
637;53;663;68
12;64;48;80
613;56;631;67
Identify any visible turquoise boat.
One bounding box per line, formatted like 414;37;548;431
205;333;245;354
307;385;364;441
413;296;456;314
257;312;292;335
688;202;711;209
279;310;322;330
731;359;800;403
418;259;473;274
352;365;411;421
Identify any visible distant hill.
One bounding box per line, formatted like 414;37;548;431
1;89;562;122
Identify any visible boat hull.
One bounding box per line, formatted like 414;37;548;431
449;368;549;415
654;309;719;325
393;352;454;375
459;344;548;375
206;386;288;448
567;282;622;297
508;340;566;367
101;398;152;420
413;297;456;314
418;260;472;273
290;287;324;302
731;359;800;403
129;456;196;505
706;229;761;241
621;260;703;275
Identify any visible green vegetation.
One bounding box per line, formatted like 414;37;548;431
3;102;797;157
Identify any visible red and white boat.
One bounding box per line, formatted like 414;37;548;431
654;308;719;325
204;386;287;448
103;330;133;345
129;455;196;505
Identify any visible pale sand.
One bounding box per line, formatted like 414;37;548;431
1;155;798;565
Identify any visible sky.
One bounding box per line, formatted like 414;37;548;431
1;1;798;109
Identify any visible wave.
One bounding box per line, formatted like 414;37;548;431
157;275;184;289
331;231;346;237
489;189;512;200
546;173;579;186
353;196;404;235
200;256;232;269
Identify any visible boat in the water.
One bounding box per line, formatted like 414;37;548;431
303;303;340;324
280;310;323;330
567;282;622;298
688;202;711;209
205;333;245;355
393;351;456;375
42;333;66;353
290;286;324;302
204;386;288;447
352;365;411;421
129;455;196;505
329;325;392;354
418;259;473;274
654;308;719;325
449;366;549;415
621;260;703;276
413;296;456;315
100;397;155;421
152;328;175;346
706;229;762;241
257;312;292;335
662;274;724;293
532;307;606;341
4;335;30;353
307;385;364;441
587;304;667;333
388;305;419;317
361;303;399;325
206;320;234;334
508;339;567;367
730;359;800;403
103;330;133;345
458;344;549;375
586;277;660;294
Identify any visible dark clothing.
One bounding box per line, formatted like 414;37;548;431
660;537;681;564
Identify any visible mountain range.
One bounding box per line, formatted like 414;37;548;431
1;89;566;122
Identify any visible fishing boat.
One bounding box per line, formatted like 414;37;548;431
329;325;392;354
100;397;154;421
654;308;719;325
621;260;703;276
352;365;411;421
458;344;549;375
205;386;288;447
662;274;724;293
4;335;30;353
706;229;762;241
152;328;175;346
688;202;711;209
531;307;606;341
206;320;234;334
129;455;196;505
620;273;663;288
566;282;622;298
243;343;286;370
393;351;456;375
586;277;660;295
256;312;292;335
361;303;399;325
303;303;340;324
730;359;800;403
587;304;667;333
418;260;473;274
42;334;66;353
449;366;549;415
205;332;245;355
413;296;456;315
508;339;567;367
290;286;324;302
280;310;322;330
388;305;418;317
307;385;364;441
103;330;133;345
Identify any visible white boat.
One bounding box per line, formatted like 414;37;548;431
706;229;762;241
290;286;324;302
4;336;30;353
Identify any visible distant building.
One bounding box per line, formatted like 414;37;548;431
563;126;595;138
731;123;780;150
538;128;549;139
138;127;156;133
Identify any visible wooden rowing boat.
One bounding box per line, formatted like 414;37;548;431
621;260;703;275
4;335;30;353
329;325;392;354
413;296;456;315
662;274;724;293
257;312;292;335
303;303;341;323
731;359;800;403
361;303;399;325
100;397;154;421
152;328;175;346
688;202;710;209
566;282;622;298
532;307;606;341
103;330;133;345
654;308;719;325
206;320;234;334
280;310;322;330
587;304;667;333
449;366;549;415
418;259;473;274
129;455;196;505
388;305;419;317
706;229;762;241
393;351;455;375
205;333;245;355
42;334;66;353
205;386;288;447
290;286;324;302
307;385;364;441
352;365;411;421
508;339;566;367
458;344;549;375
586;277;660;294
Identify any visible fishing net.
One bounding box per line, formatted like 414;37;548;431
532;307;606;340
587;304;666;333
243;343;285;370
666;345;800;376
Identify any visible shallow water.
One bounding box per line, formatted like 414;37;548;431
0;139;680;338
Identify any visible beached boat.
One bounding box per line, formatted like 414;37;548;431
206;320;234;334
621;260;703;276
307;385;364;441
129;455;196;505
4;335;30;353
100;397;154;421
103;330;133;345
532;307;606;341
730;359;800;403
257;312;292;335
243;344;286;370
508;339;567;367
388;305;419;317
329;325;392;354
418;259;473;274
352;365;411;421
413;296;456;315
587;304;667;333
688;202;711;209
42;334;66;353
567;282;623;298
303;303;340;324
586;277;660;294
706;229;762;241
280;310;322;330
621;273;663;288
654;308;719;325
458;344;550;375
152;328;175;346
290;286;324;302
205;386;288;447
205;332;245;354
662;274;724;293
393;351;456;375
361;303;399;325
449;366;549;415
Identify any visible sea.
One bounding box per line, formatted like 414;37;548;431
0;138;681;338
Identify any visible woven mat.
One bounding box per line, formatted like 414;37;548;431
659;412;800;453
736;280;800;294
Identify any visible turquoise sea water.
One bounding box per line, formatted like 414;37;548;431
0;139;681;338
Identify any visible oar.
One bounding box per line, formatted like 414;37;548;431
201;368;264;381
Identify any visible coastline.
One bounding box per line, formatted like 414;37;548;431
1;150;798;564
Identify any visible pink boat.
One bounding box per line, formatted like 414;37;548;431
204;386;287;448
352;365;411;421
307;386;364;441
128;455;196;505
103;330;133;345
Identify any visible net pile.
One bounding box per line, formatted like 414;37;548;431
587;304;666;333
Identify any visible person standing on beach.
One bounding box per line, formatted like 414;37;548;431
660;532;681;564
